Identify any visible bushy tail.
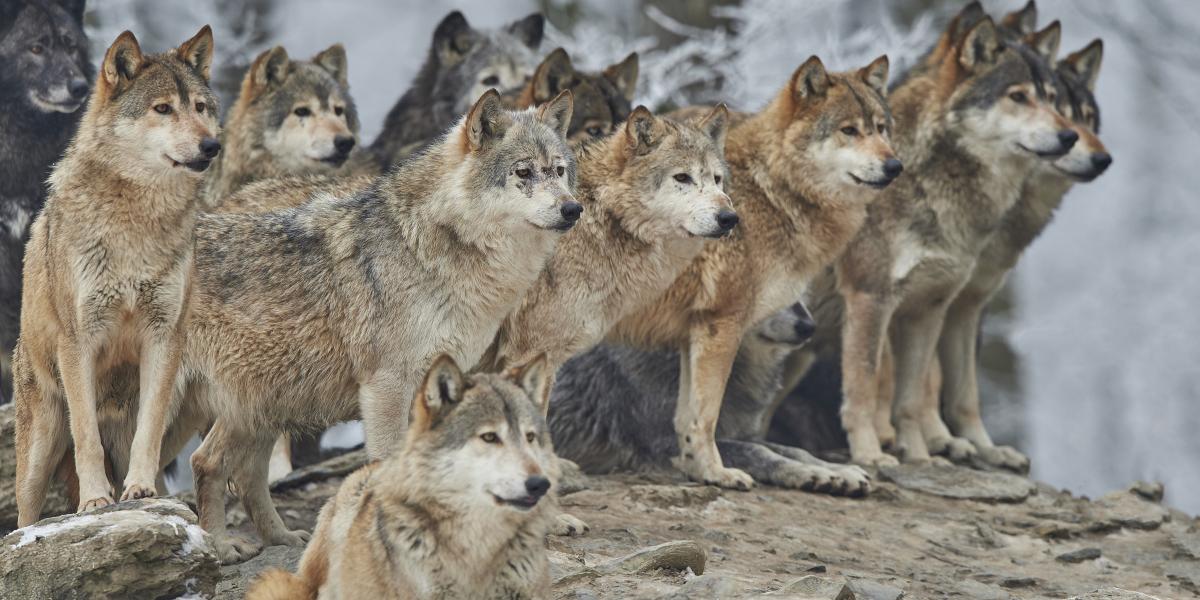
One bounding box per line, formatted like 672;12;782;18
245;569;316;600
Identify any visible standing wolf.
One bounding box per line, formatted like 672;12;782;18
14;26;220;522
248;356;559;600
0;0;91;403
370;11;544;168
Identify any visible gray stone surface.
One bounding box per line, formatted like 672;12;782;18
597;540;707;575
878;464;1037;503
1068;589;1163;599
215;544;304;599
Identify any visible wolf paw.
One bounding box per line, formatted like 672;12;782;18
78;495;115;513
930;436;977;462
852;451;899;469
978;445;1030;473
552;513;590;537
214;535;261;565
265;528;311;548
703;466;755;491
830;465;872;497
120;483;157;501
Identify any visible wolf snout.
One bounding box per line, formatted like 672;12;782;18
791;303;817;342
1091;152;1113;173
883;158;903;180
524;475;551;499
199;138;222;159
560;200;583;223
68;78;89;99
716;209;739;233
334;135;356;156
1057;129;1079;152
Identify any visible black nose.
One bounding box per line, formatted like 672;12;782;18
883;158;903;179
1090;152;1112;172
334;135;356;155
1057;129;1078;150
716;209;739;232
560;200;583;222
790;303;816;342
524;475;550;498
199;138;221;159
68;78;89;99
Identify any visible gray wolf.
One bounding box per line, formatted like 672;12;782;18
180;90;577;563
13;26;220;524
0;0;91;403
369;11;544;168
550;302;870;496
246;355;559;600
601;54;899;490
509;47;638;143
205;43;365;205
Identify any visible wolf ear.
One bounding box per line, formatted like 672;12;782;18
465;89;511;151
507;13;545;50
313;43;349;88
434;11;478;65
957;18;1002;72
603;52;640;103
533;48;575;104
101;31;144;93
789;56;830;103
1063;39;1103;92
697;103;729;155
248;46;290;96
1001;0;1038;36
506;354;552;413
859;55;890;96
537;89;574;140
414;355;466;432
624;106;662;156
177;25;215;82
1024;20;1061;63
930;1;986;65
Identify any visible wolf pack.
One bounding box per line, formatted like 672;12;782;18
0;0;1112;598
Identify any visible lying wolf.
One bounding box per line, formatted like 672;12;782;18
248;355;559;600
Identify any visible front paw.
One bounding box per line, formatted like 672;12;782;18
552;512;590;537
78;495;115;513
265;528;311;548
978;445;1030;473
930;436;978;462
120;482;157;502
830;465;872;497
852;450;899;469
214;534;261;565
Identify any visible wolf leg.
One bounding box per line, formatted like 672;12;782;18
759;442;871;496
55;338;113;511
718;439;869;497
840;289;898;467
360;370;414;460
122;331;184;501
889;306;952;464
672;317;753;490
15;359;69;526
232;432;310;548
192;416;260;564
873;339;897;448
267;434;293;483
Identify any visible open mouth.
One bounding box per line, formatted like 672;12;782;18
166;155;212;172
849;173;892;189
1019;144;1070;159
492;494;540;511
32;95;83;113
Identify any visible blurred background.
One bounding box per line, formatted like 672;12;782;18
78;0;1200;512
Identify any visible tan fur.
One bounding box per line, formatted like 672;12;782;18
14;27;220;526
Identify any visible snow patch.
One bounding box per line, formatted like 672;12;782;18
9;514;104;549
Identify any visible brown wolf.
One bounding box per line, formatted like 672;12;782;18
14;27;220;524
247;355;558;600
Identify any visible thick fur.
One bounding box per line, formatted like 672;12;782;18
13;27;221;525
205;43;368;206
247;356;559;600
370;11;544;168
179;91;578;563
601;56;899;490
0;0;91;403
509;47;638;143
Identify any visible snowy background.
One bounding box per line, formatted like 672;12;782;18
79;0;1200;512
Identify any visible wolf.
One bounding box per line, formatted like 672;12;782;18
0;0;92;403
823;13;1078;468
369;11;544;168
587;55;899;490
204;43;364;205
247;355;559;600
13;26;220;522
508;47;638;143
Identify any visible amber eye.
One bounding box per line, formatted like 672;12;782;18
525;431;536;443
673;173;692;184
556;165;565;177
293;106;312;117
334;106;345;116
841;126;859;136
195;102;206;114
482;75;499;86
154;103;172;115
1009;91;1028;104
480;432;500;444
516;167;532;179
30;44;43;55
714;174;722;185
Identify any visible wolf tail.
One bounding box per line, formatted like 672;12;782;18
245;569;316;600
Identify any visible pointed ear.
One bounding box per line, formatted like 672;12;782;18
312;43;348;88
532;48;574;104
506;354;552;413
176;25;215;82
790;56;830;103
1024;20;1061;63
930;1;986;65
464;89;511;152
1001;0;1038;36
507;13;545;49
624;106;662;156
1064;39;1103;92
413;355;466;433
101;31;144;93
697;103;729;155
603;52;639;103
247;46;290;97
859;55;890;96
537;89;573;140
433;10;477;65
958;18;1003;72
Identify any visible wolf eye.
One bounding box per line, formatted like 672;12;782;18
515;167;533;179
293;107;312;117
482;75;500;86
1009;91;1028;104
480;432;500;444
714;174;722;185
30;44;44;55
841;126;859;136
876;123;887;134
556;165;565;177
586;126;604;138
525;432;536;443
334;106;345;116
154;103;172;115
673;173;692;184
195;102;206;114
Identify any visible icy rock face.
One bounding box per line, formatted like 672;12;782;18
0;498;219;600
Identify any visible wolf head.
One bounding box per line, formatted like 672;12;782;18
755;302;817;348
602;105;736;239
517;48;639;143
1046;40;1110;182
429;11;544;117
765;55;902;196
234;44;359;171
0;0;91;114
81;27;221;178
449;89;581;233
408;355;558;516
